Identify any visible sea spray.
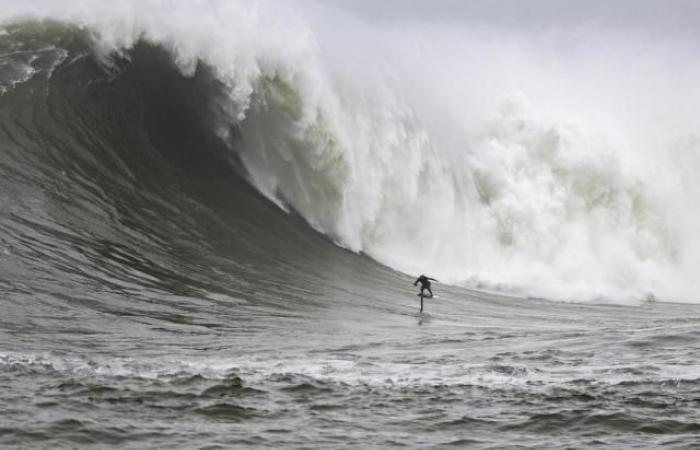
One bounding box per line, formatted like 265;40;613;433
2;0;699;303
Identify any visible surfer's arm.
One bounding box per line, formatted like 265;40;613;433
428;277;437;282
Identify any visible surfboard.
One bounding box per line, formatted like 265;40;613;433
416;293;438;299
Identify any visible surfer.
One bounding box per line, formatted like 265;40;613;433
414;274;437;298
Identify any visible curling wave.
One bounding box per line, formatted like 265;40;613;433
2;1;700;304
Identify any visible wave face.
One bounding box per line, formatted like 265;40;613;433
2;1;700;304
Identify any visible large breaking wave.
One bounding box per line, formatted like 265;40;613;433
2;0;700;304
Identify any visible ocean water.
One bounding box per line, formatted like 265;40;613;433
2;1;700;448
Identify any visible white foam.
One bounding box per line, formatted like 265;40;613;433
3;1;700;303
5;351;700;391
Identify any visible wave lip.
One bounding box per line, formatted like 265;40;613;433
1;2;700;305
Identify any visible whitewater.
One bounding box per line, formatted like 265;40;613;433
3;1;700;448
4;0;699;304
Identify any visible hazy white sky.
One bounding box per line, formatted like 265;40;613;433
3;0;700;36
313;0;700;35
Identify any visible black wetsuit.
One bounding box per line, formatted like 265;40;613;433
414;275;437;297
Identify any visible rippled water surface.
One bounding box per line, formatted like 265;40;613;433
4;280;700;449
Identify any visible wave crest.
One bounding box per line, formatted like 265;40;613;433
2;2;699;304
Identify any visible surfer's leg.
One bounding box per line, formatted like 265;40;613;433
427;286;433;297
